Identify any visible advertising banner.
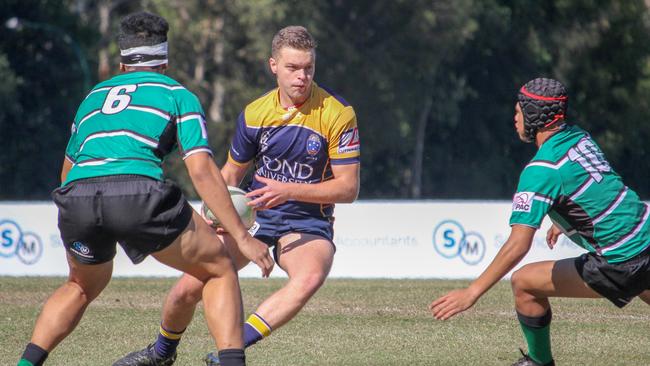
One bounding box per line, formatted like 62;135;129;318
330;201;585;278
0;201;587;278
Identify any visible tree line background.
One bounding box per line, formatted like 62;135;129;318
1;0;649;200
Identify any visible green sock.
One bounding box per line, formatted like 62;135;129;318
17;360;34;366
517;310;553;365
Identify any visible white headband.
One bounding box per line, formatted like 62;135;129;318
120;42;168;67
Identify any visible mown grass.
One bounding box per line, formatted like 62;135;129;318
1;277;649;365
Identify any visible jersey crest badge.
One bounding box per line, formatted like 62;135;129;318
306;134;321;156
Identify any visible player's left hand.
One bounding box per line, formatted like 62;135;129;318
546;224;563;249
246;175;291;210
429;288;478;320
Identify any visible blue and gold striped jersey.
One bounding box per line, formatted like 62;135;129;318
228;82;360;219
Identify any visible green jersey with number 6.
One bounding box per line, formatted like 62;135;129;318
63;71;212;185
509;124;650;263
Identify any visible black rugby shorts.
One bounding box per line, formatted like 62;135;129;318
52;175;193;265
574;248;650;308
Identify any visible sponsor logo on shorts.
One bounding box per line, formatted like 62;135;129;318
306;133;321;156
512;192;534;213
338;127;360;154
71;241;93;259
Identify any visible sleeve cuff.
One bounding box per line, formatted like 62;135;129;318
227;152;250;166
182;147;213;160
330;157;360;165
509;222;540;229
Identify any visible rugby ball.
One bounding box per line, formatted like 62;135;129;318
201;186;256;229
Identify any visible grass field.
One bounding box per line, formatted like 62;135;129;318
1;277;649;365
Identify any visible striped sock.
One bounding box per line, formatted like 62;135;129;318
153;324;185;359
517;309;553;365
243;313;272;347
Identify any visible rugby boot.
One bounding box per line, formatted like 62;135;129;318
511;349;555;366
112;343;176;366
204;352;221;366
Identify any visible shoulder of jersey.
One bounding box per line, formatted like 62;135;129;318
242;88;279;125
317;84;351;109
317;84;354;124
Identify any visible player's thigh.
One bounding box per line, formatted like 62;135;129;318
218;233;252;271
66;253;113;300
277;233;335;279
152;210;234;281
513;258;601;298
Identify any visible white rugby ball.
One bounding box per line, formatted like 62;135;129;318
201;186;256;229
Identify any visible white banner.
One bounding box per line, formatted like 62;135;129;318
0;201;587;278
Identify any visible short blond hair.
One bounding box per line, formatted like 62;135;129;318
271;26;317;58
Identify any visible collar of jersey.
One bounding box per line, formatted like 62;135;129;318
274;81;317;114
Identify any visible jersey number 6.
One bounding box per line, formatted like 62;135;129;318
101;84;138;114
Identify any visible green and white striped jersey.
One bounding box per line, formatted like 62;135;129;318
63;71;211;185
509;124;650;263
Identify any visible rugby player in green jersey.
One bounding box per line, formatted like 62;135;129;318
16;12;273;366
430;78;650;366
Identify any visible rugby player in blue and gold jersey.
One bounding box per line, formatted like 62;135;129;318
114;26;360;366
16;12;273;366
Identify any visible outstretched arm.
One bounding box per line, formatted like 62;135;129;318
430;224;536;320
246;163;360;210
184;152;274;277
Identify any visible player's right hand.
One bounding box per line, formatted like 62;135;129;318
238;236;274;277
429;288;479;320
546;224;562;249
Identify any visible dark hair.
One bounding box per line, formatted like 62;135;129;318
517;78;568;143
118;11;169;50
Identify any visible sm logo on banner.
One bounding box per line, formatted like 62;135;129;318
433;220;486;265
0;219;43;265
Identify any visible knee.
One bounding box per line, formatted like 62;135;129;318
66;280;98;304
186;251;237;283
291;273;327;300
169;279;204;306
511;266;532;297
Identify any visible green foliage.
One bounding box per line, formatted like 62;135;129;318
0;0;96;198
2;0;650;199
